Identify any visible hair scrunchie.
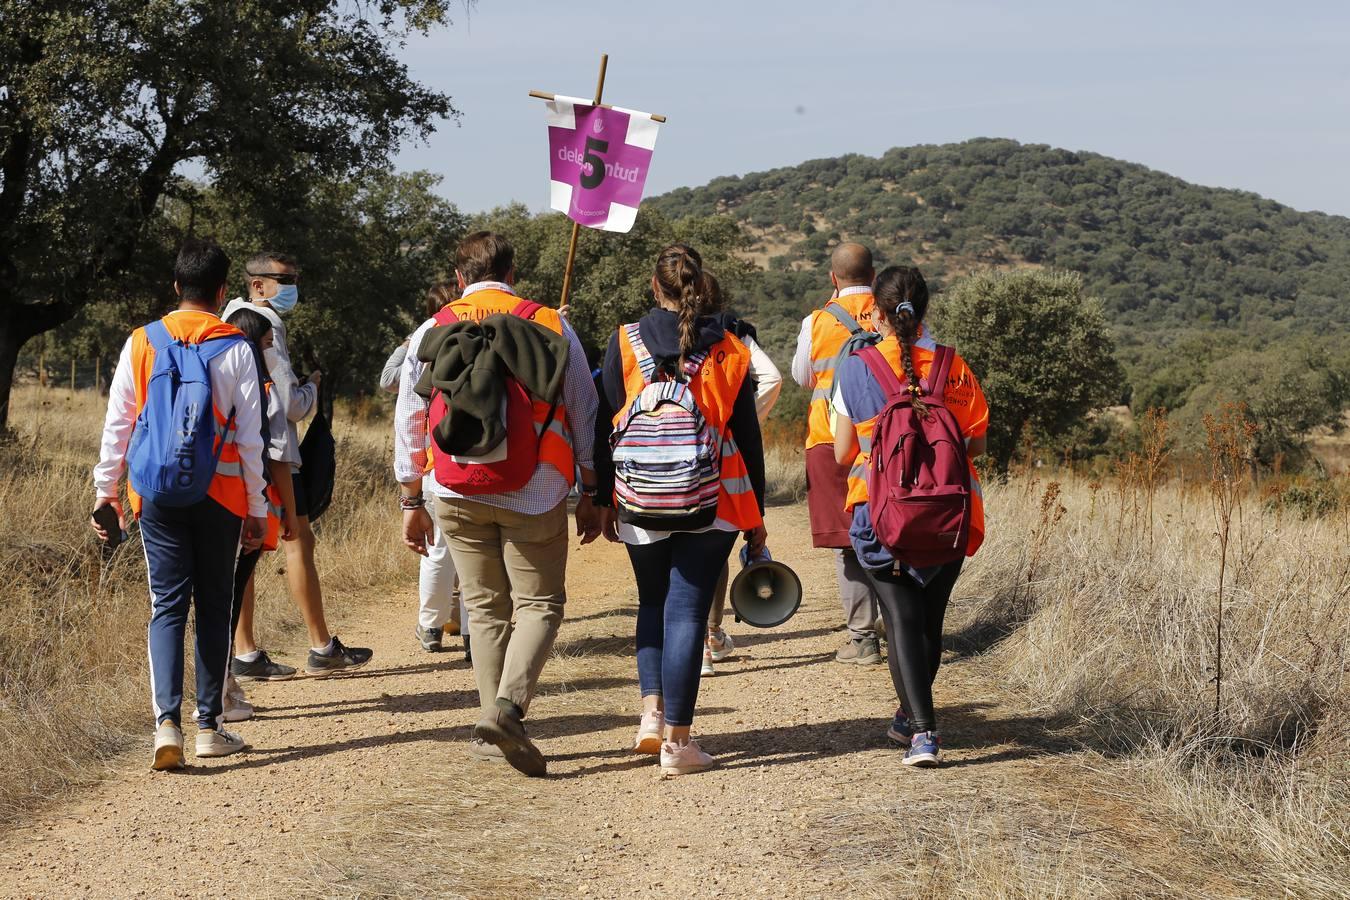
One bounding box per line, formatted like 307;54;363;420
896;301;915;315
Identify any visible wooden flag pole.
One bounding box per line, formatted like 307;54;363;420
527;91;667;123
556;53;608;313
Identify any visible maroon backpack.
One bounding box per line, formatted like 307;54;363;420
859;344;972;568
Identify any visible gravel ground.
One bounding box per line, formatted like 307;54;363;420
0;505;1243;898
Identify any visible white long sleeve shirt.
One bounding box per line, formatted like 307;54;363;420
742;334;783;423
94;310;268;518
393;282;598;515
222;299;316;469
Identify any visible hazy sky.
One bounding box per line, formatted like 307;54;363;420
396;0;1350;217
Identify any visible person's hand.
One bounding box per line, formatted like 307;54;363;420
559;303;570;320
308;368;323;389
574;495;602;545
281;509;299;542
599;505;620;543
744;523;768;557
242;516;267;552
403;505;435;556
90;498;125;541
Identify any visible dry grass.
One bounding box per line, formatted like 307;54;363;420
764;440;807;505
0;385;412;820
2;390;1346;897
948;474;1349;896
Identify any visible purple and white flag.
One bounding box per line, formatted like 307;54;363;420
545;96;660;234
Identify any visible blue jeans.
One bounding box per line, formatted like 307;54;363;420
139;497;241;730
626;529;738;727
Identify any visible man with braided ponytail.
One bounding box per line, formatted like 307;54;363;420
832;265;989;768
790;242;886;665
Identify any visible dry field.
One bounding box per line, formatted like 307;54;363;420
0;385;1345;898
0;385;413;818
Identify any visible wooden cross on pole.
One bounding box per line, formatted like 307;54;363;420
529;53;667;311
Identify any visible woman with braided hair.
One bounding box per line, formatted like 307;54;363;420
831;265;989;768
593;243;768;776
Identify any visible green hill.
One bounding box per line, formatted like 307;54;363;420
649;138;1350;407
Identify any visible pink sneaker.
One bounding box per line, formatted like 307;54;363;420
660;738;715;777
633;710;663;755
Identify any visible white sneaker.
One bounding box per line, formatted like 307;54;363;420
190;682;253;723
152;720;185;771
633;710;663;755
660;738;715;777
701;648;716;677
196;728;248;758
194;690;254;724
707;629;735;662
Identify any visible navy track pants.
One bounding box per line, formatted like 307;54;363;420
139;497;242;730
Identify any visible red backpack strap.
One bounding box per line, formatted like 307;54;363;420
510;299;543;320
924;345;955;401
858;346;906;401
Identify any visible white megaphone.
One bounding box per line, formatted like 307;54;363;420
730;545;802;629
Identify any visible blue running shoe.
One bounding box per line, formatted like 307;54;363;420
887;708;915;746
903;731;941;767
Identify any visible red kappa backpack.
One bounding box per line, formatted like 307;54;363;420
426;299;552;495
858;344;972;567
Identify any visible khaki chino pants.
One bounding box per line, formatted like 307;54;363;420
434;496;568;719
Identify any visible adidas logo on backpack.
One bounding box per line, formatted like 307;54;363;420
610;324;722;530
127;319;244;507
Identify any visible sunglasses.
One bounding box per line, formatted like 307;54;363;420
247;271;299;285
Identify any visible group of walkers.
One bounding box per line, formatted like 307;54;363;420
92;240;371;769
91;229;987;779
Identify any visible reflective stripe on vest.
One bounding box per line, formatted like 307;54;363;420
805;293;877;449
615;325;762;531
126;312;251;519
842;341;985;556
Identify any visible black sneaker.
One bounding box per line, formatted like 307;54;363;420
305;637;374;676
230;651;297;682
415;624;443;652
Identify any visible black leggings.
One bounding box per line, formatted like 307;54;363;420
231;548;262;639
865;560;963;733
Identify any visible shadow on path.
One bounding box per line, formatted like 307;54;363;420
197;711;638;774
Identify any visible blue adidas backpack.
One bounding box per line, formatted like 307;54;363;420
127;319;243;508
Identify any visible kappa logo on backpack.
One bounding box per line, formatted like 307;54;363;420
860;344;972;568
127;319;243;508
610;324;722;529
426;299;557;495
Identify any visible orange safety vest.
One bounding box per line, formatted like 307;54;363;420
843;338;987;557
805;292;878;449
125;310;251;519
614;325;763;531
425;289;576;485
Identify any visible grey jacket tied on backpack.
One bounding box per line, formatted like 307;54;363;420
414;313;569;457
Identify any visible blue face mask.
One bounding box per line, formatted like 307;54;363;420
269;283;299;314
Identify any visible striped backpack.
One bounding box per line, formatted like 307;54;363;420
610;324;722;530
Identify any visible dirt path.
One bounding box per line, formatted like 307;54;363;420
0;506;1242;898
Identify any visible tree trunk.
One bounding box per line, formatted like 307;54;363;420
0;320;21;433
0;301;80;432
